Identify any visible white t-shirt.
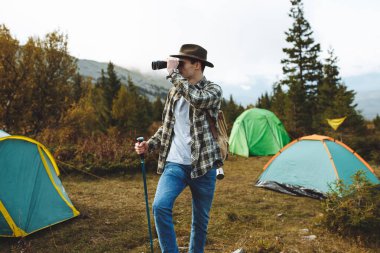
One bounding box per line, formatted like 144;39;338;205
166;96;192;165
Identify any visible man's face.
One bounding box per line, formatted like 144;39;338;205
178;58;198;79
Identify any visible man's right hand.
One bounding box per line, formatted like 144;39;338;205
135;141;148;155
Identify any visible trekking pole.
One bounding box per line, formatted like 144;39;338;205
137;137;154;253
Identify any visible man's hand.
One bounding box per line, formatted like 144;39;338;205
167;57;179;75
135;141;148;155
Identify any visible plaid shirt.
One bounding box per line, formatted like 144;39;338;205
147;71;223;178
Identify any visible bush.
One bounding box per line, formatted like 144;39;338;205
42;131;158;176
344;133;380;164
321;170;380;237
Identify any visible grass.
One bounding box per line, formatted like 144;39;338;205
1;156;379;253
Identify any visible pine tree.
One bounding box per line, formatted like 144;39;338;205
112;76;153;135
61;81;105;141
373;115;380;130
107;62;121;106
316;49;341;131
318;49;365;134
95;62;121;127
152;96;164;121
255;92;271;109
280;0;323;135
112;85;130;131
221;95;244;133
73;73;83;102
270;83;289;127
332;84;365;134
96;62;121;111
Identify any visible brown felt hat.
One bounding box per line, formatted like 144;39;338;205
170;44;214;68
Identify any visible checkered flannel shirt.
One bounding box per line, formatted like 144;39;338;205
147;71;223;178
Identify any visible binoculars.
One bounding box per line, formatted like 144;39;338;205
151;60;184;70
151;61;167;70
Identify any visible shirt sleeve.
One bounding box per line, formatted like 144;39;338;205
167;71;222;109
147;125;163;152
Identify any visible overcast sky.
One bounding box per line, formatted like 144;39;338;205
1;0;380;109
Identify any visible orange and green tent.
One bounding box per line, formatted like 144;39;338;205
256;135;380;199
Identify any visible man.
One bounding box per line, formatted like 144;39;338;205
135;44;223;253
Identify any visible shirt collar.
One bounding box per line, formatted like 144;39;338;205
194;76;207;89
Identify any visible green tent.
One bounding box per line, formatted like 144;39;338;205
256;135;380;199
228;108;290;157
0;133;79;237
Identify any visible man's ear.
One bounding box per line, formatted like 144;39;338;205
195;61;202;70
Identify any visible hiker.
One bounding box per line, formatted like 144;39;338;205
135;44;223;253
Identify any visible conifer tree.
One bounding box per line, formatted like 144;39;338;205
255;92;271;109
107;62;121;106
318;49;365;134
61;80;105;140
270;83;289;127
95;70;111;126
73;73;83;102
152;96;164;121
332;84;365;134
112;85;130;131
280;0;323;135
112;76;153;135
221;95;244;133
96;62;121;109
373;115;380;130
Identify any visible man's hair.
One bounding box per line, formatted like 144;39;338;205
187;57;206;72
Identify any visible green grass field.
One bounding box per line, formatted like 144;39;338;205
1;156;379;253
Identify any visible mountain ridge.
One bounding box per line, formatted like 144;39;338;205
77;59;380;120
77;59;171;100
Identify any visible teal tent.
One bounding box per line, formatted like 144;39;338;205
0;133;79;237
256;135;380;199
229;108;290;156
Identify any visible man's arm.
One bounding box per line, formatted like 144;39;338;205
134;125;163;155
168;72;222;109
147;125;163;152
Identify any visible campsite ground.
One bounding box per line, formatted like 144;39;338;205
1;156;379;253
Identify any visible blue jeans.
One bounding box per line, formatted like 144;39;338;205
152;162;216;253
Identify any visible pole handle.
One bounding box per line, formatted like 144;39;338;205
136;137;145;159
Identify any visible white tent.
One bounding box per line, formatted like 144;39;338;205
0;130;10;138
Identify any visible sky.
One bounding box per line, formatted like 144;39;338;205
1;0;380;115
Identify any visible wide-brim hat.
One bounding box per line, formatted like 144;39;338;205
170;44;214;68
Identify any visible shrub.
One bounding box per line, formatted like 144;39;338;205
44;131;158;175
344;134;380;164
321;170;380;237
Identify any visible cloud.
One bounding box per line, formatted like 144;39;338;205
240;84;251;91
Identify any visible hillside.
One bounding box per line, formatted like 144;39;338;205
77;59;171;100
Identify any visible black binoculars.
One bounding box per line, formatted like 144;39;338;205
151;61;167;70
151;60;184;70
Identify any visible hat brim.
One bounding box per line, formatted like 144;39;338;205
170;54;214;68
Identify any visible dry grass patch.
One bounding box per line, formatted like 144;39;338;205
1;156;379;252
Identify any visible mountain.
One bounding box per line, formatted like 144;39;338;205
77;59;380;120
77;59;171;100
342;73;380;120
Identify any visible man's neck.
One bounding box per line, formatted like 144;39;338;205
188;73;204;85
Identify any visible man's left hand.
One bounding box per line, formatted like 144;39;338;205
167;57;179;75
